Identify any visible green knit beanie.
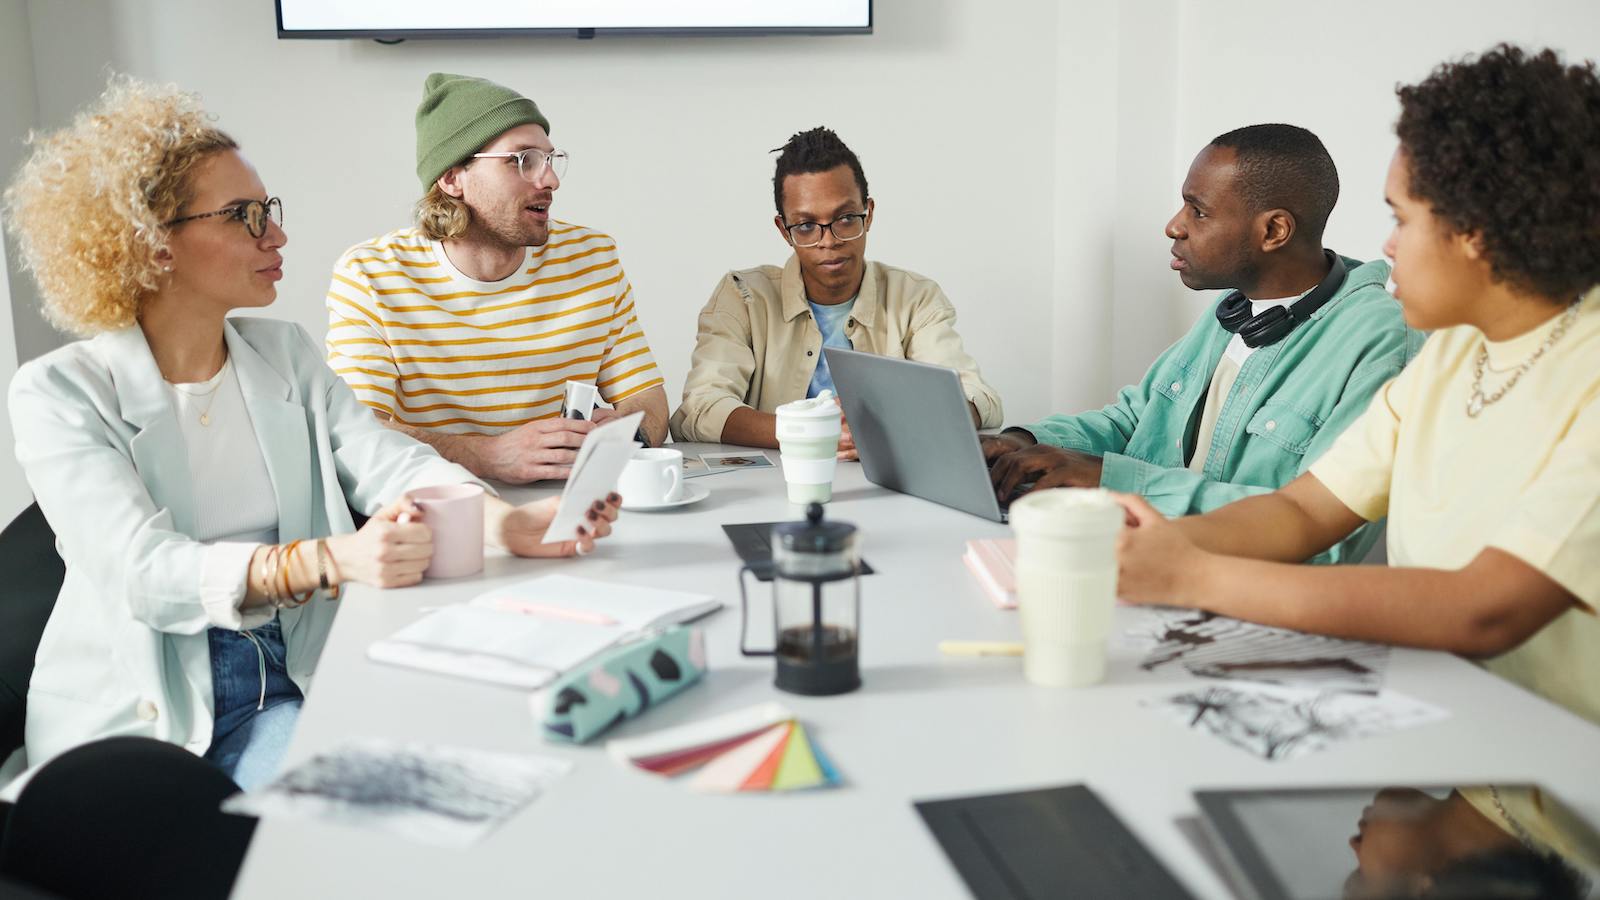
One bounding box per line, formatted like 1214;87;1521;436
414;72;551;190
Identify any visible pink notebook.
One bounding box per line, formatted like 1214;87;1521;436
963;539;1017;609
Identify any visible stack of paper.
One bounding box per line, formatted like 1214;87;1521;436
607;703;842;793
367;575;720;689
222;739;572;847
1129;608;1391;694
963;538;1016;609
1124;609;1447;762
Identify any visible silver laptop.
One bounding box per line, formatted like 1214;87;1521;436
824;347;1006;522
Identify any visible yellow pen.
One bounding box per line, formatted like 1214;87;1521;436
938;640;1025;657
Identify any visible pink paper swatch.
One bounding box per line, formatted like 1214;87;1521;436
688;723;793;793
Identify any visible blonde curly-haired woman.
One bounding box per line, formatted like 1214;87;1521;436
0;77;622;794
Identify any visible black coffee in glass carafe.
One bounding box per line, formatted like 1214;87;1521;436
739;503;861;695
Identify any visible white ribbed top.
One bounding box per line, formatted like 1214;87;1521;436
166;357;278;630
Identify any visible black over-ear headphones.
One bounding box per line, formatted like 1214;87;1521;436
1214;249;1348;348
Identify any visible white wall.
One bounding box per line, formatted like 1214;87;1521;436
1177;0;1600;275
24;0;1066;427
1050;0;1187;405
0;0;39;519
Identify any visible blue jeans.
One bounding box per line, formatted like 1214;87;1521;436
204;616;303;791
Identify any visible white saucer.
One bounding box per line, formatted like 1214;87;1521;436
621;481;710;512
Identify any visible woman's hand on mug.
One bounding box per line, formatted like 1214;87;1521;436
326;495;434;588
487;492;621;558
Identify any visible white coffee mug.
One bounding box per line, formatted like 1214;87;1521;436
618;448;684;506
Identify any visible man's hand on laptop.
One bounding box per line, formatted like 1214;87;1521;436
980;430;1035;461
483;417;597;484
989;444;1105;501
838;412;858;461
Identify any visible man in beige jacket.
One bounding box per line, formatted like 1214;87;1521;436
669;127;1002;458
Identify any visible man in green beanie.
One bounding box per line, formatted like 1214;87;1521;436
325;72;668;484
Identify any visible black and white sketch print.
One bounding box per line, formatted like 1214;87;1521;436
1128;608;1392;695
222;739;573;846
1144;684;1448;762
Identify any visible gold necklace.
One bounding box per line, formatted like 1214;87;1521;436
168;359;229;427
1488;785;1541;851
1466;301;1580;417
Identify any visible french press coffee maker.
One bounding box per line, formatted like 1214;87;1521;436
739;503;862;695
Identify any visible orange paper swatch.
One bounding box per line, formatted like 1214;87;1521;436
739;723;794;791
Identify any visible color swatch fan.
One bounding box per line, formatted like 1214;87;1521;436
607;703;841;792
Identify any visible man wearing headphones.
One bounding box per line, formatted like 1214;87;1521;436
986;124;1422;562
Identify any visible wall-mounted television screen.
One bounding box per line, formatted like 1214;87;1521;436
276;0;873;38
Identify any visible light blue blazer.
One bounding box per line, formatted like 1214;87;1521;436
7;317;476;773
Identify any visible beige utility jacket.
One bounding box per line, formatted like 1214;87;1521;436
669;256;1003;442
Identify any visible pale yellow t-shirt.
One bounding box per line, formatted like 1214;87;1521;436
1310;287;1600;725
1460;785;1600;884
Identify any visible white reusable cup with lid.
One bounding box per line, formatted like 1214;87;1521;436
1007;487;1124;687
775;391;843;504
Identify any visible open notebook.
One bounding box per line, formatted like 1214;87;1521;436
368;574;722;689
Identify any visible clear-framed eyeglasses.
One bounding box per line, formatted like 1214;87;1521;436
471;147;570;183
783;212;868;248
164;197;283;239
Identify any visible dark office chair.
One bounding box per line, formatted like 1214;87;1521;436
0;873;67;900
0;736;256;900
0;502;64;760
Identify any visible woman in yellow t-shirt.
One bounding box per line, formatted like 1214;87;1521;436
1113;43;1600;725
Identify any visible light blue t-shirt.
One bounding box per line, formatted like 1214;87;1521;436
806;297;857;399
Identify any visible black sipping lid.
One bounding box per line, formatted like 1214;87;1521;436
773;502;856;554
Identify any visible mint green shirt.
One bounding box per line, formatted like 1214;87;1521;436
1026;257;1424;563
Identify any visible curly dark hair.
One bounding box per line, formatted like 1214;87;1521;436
771;127;869;217
1396;43;1600;301
1427;846;1585;900
1209;123;1340;243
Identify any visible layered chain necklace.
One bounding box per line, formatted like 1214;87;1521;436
1466;301;1581;418
167;358;231;427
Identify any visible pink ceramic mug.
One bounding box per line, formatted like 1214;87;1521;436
408;483;485;579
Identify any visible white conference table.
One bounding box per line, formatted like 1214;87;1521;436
233;443;1600;899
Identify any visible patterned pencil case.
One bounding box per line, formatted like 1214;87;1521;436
540;625;708;744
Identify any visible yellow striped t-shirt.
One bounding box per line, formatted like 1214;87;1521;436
325;223;664;434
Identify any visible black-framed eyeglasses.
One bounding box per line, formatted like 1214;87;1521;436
165;197;283;239
470;148;570;183
783;212;868;248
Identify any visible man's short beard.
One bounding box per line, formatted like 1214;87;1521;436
470;211;548;250
493;220;549;248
